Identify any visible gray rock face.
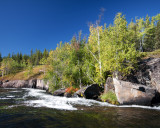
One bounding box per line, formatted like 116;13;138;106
113;78;158;105
147;58;160;93
104;77;115;93
0;79;49;91
28;79;37;88
53;88;66;96
1;80;29;88
124;58;160;92
36;79;49;90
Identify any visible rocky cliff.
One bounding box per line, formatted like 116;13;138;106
0;79;49;91
113;58;160;105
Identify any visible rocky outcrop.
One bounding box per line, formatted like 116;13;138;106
124;58;160;92
37;79;49;90
113;78;160;105
1;80;29;88
0;79;49;91
53;88;66;96
28;79;37;88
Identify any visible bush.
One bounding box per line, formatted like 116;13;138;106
100;91;119;105
65;86;79;94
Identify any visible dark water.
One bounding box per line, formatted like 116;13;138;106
1;88;160;128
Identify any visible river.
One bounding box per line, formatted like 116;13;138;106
1;88;160;128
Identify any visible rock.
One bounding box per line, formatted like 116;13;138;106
36;79;49;90
123;58;160;87
36;79;44;89
28;79;37;88
113;78;159;105
1;80;29;88
74;87;86;97
84;84;102;100
104;77;114;93
74;85;102;99
53;88;66;96
0;81;3;86
64;92;72;98
147;58;160;93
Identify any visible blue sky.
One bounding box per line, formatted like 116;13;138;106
0;0;160;57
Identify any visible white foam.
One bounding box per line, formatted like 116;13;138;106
118;105;160;110
23;88;114;110
7;95;15;98
0;98;11;99
23;88;160;111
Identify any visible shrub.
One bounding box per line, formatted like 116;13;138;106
100;91;119;105
65;86;79;94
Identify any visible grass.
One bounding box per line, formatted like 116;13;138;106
0;65;45;81
100;91;119;105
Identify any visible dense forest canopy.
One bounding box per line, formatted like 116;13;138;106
0;13;160;91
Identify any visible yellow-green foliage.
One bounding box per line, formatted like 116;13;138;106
100;91;119;105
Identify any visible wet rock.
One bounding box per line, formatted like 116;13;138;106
64;92;72;98
74;87;86;97
84;84;102;100
1;80;29;88
113;78;159;106
53;88;66;96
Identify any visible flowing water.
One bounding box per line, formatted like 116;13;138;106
1;88;160;128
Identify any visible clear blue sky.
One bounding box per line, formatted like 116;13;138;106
0;0;160;57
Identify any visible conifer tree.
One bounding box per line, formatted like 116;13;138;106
155;21;160;49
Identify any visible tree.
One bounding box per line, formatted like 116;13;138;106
0;52;2;62
155;21;160;49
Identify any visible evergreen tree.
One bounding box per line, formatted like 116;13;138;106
155;21;160;49
0;52;2;62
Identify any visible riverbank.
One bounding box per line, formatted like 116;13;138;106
1;51;160;107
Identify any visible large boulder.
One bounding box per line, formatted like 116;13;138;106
84;84;102;99
53;88;66;96
74;84;102;99
1;80;29;88
113;78;159;106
